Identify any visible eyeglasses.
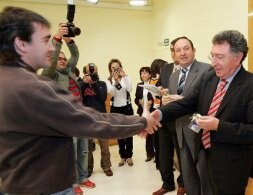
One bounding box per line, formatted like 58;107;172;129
208;52;238;63
208;55;223;63
58;57;67;62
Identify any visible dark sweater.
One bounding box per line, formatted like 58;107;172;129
80;81;107;113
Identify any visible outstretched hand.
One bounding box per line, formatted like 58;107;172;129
142;109;161;135
138;131;148;138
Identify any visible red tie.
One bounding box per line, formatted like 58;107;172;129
202;80;227;149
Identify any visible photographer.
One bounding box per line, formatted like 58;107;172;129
80;63;113;177
42;23;78;83
41;24;95;194
106;59;134;167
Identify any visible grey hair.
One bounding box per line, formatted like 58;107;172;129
212;30;248;63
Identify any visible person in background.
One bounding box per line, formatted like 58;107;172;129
152;49;184;194
134;66;155;162
106;59;134;167
149;59;168;169
80;63;113;177
162;36;211;195
0;6;160;194
74;67;82;83
153;30;253;195
42;23;95;194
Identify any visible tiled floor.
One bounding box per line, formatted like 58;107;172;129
82;136;178;195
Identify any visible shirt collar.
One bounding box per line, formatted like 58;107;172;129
224;66;241;84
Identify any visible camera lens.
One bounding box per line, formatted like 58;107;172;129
90;73;99;81
73;27;81;36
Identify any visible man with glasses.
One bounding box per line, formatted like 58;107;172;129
42;24;95;195
152;30;253;195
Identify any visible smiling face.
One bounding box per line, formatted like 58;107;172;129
210;42;243;79
21;23;55;70
174;38;195;68
57;52;67;70
140;70;151;82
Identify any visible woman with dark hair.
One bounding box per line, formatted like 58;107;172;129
106;59;134;167
135;66;155;162
150;59;168;169
150;59;168;82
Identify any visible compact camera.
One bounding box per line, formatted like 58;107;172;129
63;4;81;37
89;63;99;82
113;67;119;72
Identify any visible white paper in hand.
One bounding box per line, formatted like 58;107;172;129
139;84;161;96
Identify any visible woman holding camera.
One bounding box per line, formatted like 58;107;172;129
106;59;134;167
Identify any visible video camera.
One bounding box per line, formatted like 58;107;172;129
89;63;99;82
64;3;81;37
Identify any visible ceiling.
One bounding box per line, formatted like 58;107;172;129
83;0;153;8
94;0;152;5
10;0;153;10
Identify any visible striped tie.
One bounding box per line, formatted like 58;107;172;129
177;68;188;95
202;80;227;149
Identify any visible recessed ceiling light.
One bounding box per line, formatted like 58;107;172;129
129;0;147;7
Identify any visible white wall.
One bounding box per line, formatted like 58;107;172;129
152;0;248;68
0;0;154;89
0;1;155;112
0;0;249;111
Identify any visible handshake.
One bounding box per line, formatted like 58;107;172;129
139;109;162;138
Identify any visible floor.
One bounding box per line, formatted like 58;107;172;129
82;136;179;195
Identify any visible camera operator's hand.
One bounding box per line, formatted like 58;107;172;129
55;23;67;38
55;23;72;43
118;67;126;77
83;74;96;84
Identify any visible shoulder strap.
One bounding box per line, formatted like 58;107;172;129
126;91;131;105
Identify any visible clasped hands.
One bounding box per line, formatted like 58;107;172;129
139;109;161;138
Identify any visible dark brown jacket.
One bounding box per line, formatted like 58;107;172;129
0;62;146;194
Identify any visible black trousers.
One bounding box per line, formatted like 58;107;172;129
145;134;155;158
111;104;134;159
158;122;184;190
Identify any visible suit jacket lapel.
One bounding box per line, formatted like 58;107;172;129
170;70;180;94
183;60;199;95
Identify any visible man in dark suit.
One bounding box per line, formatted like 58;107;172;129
152;30;253;195
153;43;185;195
162;36;213;195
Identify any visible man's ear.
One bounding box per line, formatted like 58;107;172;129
234;52;243;65
14;37;27;55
